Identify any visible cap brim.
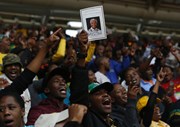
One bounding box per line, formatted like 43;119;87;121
90;82;113;94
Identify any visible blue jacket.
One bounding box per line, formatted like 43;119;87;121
88;55;130;84
106;56;130;84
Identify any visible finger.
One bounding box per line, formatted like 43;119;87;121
134;88;140;94
51;28;62;36
49;35;60;41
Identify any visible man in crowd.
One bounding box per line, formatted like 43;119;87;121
66;30;139;127
26;67;70;125
88;18;102;36
110;83;140;126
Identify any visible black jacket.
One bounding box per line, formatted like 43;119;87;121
1;68;36;95
111;98;140;127
66;66;139;127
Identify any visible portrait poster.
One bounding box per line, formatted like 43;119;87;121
80;5;107;41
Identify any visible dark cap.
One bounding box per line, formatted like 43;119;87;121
2;53;22;68
42;67;70;89
88;82;113;94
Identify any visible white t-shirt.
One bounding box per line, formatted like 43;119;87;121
95;71;110;84
88;27;102;36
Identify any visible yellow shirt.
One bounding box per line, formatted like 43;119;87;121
85;42;96;63
0;53;7;74
150;120;170;127
52;38;66;62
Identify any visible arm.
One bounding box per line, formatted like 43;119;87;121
124;85;141;127
70;30;89;106
3;29;61;95
70;65;89;106
142;68;166;127
139;48;163;73
170;47;180;63
113;47;131;74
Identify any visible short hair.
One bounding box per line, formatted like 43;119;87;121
122;67;139;81
95;56;107;68
0;91;24;108
90;18;97;24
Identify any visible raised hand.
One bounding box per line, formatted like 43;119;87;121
156;68;166;83
43;28;62;48
77;30;89;54
170;47;180;62
68;104;87;124
128;85;140;99
0;78;10;89
151;48;163;59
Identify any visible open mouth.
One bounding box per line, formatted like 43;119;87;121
102;98;111;108
4;119;13;126
132;79;137;84
59;88;66;94
9;71;17;77
130;78;137;85
122;94;128;100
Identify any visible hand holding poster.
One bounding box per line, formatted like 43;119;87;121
80;5;107;41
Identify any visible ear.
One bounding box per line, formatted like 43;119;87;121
44;88;50;94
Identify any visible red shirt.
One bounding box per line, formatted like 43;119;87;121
161;76;180;102
26;97;67;125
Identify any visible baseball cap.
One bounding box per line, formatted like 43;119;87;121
2;53;22;69
88;82;113;94
42;67;70;90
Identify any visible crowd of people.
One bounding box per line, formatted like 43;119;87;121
0;20;179;127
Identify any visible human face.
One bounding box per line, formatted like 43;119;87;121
103;58;110;71
2;37;10;47
90;89;112;117
45;75;67;99
143;67;153;80
111;84;127;105
88;70;96;83
125;68;140;87
90;19;97;29
96;45;105;56
0;96;24;127
28;38;36;48
163;67;173;83
4;64;21;81
1;37;10;53
152;106;161;122
104;47;112;59
115;50;122;60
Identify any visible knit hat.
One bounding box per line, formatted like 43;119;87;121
2;53;22;69
88;82;113;94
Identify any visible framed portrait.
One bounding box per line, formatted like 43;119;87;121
80;5;107;41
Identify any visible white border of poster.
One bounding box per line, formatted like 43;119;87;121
80;5;107;41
